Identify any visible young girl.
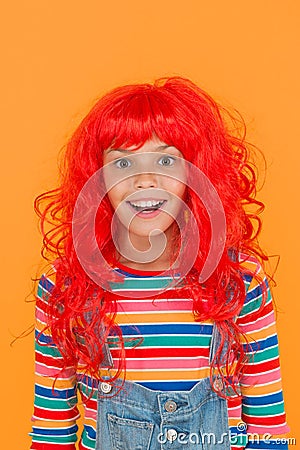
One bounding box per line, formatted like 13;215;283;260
30;77;289;449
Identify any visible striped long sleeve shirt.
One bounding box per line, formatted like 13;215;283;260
30;255;289;449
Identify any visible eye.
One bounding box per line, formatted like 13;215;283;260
114;158;132;169
158;155;176;167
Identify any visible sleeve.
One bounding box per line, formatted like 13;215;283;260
236;260;290;449
29;275;80;449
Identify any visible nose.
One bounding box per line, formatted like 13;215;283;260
134;172;157;189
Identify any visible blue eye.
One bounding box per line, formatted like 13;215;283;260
115;158;131;169
158;155;175;166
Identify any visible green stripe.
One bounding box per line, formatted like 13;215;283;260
81;430;95;448
35;341;62;358
112;335;211;347
239;289;271;316
37;285;50;300
77;382;98;399
246;345;279;363
35;394;77;409
110;277;175;290
31;434;77;443
230;434;248;446
243;401;285;416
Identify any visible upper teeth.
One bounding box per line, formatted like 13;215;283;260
130;200;163;208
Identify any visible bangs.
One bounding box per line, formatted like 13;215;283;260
94;83;202;155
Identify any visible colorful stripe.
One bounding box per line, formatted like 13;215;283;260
30;255;289;449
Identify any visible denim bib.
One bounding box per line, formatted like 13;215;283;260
95;324;231;449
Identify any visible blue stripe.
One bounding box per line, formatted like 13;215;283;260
35;329;54;344
120;323;213;336
245;284;263;302
246;440;288;449
77;374;99;389
138;380;198;391
243;273;253;283
229;426;247;435
35;384;77;399
39;275;55;292
83;424;96;439
243;391;283;406
32;425;78;436
115;268;151;278
243;334;278;352
114;268;180;279
245;278;269;302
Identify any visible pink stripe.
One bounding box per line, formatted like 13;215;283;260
36;307;47;322
35;362;75;378
124;356;208;370
240;312;274;333
239;253;259;265
228;406;242;419
84;408;97;420
246;424;290;435
115;289;172;297
241;368;281;386
117;299;194;312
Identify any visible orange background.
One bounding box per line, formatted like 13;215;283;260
1;1;299;448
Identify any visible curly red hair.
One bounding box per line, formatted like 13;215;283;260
35;76;268;391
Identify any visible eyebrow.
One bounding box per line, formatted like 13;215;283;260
105;145;174;154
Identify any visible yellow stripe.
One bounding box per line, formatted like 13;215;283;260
85;417;97;428
35;324;52;336
241;380;283;396
228;418;244;428
116;312;196;324
124;367;211;381
239;255;262;274
31;420;76;428
35;375;76;389
240;323;277;342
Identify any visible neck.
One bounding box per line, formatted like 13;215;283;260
114;225;178;271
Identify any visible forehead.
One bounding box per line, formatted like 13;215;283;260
104;138;183;156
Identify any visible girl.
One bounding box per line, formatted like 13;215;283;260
30;77;289;449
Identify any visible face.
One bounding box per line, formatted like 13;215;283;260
103;138;186;246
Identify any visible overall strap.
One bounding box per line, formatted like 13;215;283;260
74;311;113;368
208;322;228;366
209;321;241;396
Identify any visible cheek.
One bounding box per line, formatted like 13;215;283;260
106;181;129;209
167;180;186;200
107;188;121;210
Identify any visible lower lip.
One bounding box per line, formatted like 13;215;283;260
128;203;165;219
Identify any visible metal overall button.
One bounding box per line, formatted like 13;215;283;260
166;428;178;442
100;382;112;394
213;377;224;391
164;400;177;412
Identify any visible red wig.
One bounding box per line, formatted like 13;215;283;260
35;77;268;391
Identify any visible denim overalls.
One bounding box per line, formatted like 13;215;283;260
95;324;231;450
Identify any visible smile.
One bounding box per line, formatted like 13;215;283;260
127;199;166;213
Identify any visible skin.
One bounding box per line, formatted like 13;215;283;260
103;137;187;271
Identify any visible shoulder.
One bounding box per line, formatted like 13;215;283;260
238;252;267;292
35;266;58;324
237;252;272;318
238;252;266;283
36;266;56;298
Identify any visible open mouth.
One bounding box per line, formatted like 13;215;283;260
127;199;166;214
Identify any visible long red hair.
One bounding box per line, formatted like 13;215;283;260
35;77;268;391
